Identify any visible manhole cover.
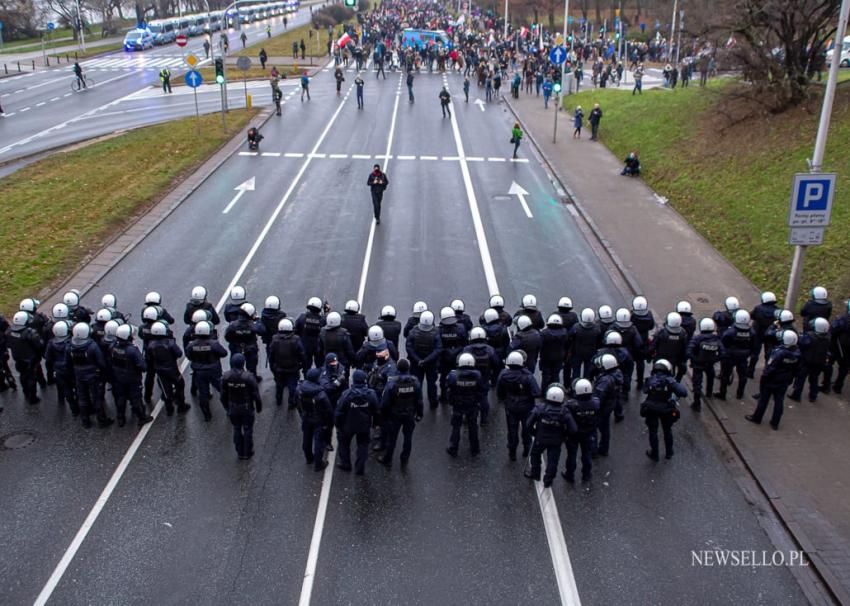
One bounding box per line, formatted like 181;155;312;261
2;430;37;450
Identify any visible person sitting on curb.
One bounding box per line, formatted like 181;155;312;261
621;151;641;176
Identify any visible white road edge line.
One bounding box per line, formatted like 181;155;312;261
446;94;581;606
34;66;362;606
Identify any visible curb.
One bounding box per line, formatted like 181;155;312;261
38;106;274;306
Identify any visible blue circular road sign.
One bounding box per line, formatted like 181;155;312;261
184;70;203;88
549;46;567;65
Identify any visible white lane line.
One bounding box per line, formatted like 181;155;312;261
50;97;60;102
466;156;484;161
309;153;326;158
351;154;371;159
443;155;461;161
36;102;46;107
239;151;258;156
285;152;304;157
374;154;391;159
63;93;72;97
511;158;529;163
419;155;438;160
447;94;582;606
487;157;506;162
1;112;15;117
328;153;348;158
20;107;30;112
566;205;579;218
261;152;281;157
34;60;363;606
396;155;415;160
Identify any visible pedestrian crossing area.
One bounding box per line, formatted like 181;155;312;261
74;55;208;72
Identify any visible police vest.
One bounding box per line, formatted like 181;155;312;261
695;337;721;366
230;322;256;348
469;345;492;374
321;328;348;354
573;325;600;358
8;329;37;360
655;330;685;361
803;334;830;366
633;314;655;338
271;335;300;371
391;376;417;415
568;399;598;433
69;344;90;366
150;340;176;368
341;313;367;345
537;405;567;442
644;376;673;411
452;372;480;406
188;340;217;365
299;388;320;420
729;329;753;354
302;313;322;338
412;327;437;358
440;325;463;352
514;329;539;355
225;373;251;412
110;344;134;370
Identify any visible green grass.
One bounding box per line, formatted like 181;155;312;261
185;63;303;85
235;20;345;59
565;80;850;308
0;21;134;53
48;42;126;60
0;109;256;314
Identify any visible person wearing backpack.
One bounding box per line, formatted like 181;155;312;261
335;370;380;475
686;318;724;411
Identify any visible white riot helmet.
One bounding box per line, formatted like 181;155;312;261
489;295;505;308
439;307;455;321
517;315;532;331
240;302;256;318
264;295;281;310
558;297;573;310
451;299;465;312
545;384;566;403
580;308;596;324
506;351;525;367
457;352;476;367
725;296;740;312
413;301;428;316
470;326;486;341
812;286;828;302
813;317;829;334
104;320;121;338
191;309;209;324
95;308;112;323
779;310;794;323
191;286;207;303
145;291;162;305
19;298;38;312
782;330;799;347
573;378;593;396
654;359;673;374
368;325;385;342
345;300;360;313
52;321;70;339
230;286;246;302
307;297;323;311
101;293;117;309
604;331;622;345
63;291;80;309
380;305;396;319
761;291;777;304
546;314;563;326
734;310;751;328
676;300;692;315
52;303;69;319
632;295;648;315
142;306;159;322
615;307;631;326
278;318;294;332
598;305;613;322
326;311;342;328
12;311;29;326
195;321;213;337
699;318;716;332
419;311;435;327
116;324;133;341
666;312;682;330
483;308;499;324
151;321;168;337
600;353;618;370
72;322;90;339
521;294;537;309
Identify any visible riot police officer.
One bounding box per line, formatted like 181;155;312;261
63;290;93;324
7;311;44;403
554;297;580;331
749;291;778;377
225;303;265;380
597;305;615;333
67;323;112;428
496;351;541;460
713;296;740;335
110;324;154;427
593;354;622;457
403;301;428;338
525;384;577;488
186;320;228;421
45;321;78;414
480;308;510;361
221;353;263;460
463;326;500;424
146;320;189;416
268;319;308;409
539;314;569;388
376;305;402;349
451;299;474;332
341;300;369;351
564;379;600;483
717;310;756;401
318;312;356;368
334;369;380;475
790;317;831;402
438;306;468;402
676;300;697;339
747;330;801;430
510;315;542;373
831;301;850;394
379;359;423;468
630;296;655;389
296;368;333;471
224;285;248;323
569;309;601;379
613;308;643;392
481;294;512;327
141;291;176;325
295;297;326;368
513;294;545;330
184;285;220;326
687;318;724;411
259;295;287;357
446;353;485;457
800;286;833;330
641;359;688;461
406;310;441;407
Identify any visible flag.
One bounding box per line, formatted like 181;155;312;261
520;26;528;37
337;32;351;48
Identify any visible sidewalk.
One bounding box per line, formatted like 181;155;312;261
505;91;850;605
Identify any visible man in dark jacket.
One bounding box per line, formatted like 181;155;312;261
510;315;542;373
268;318;308;408
146;320;189;416
6;311;43;404
497;351;541;461
367;165;389;224
717;310;757;401
446;353;485;457
335;370;380;474
564;379;600;483
569;309;601;379
592;354;622;457
406;311;441;407
45;321;78;414
222;354;263;460
539;314;569;389
376;305;402;349
296;368;333;471
462;327;500;424
749;291;779;377
186;321;228;421
110;324;154;427
641;359;688;461
650;312;689;382
686;318;724;411
525;384;578;488
379;359;423;468
790;318;831;403
747;331;802;430
588;103;603;140
67;322;112;428
183;286;220;326
438;307;468;402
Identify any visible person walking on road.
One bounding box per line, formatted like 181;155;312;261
589;103;603;140
240;31;248;48
367;164;389;224
439;86;452;118
222;353;263;460
259;48;268;70
271;78;283;115
510;122;523;159
300;71;311;101
160;67;172;93
73;62;86;89
266;24;272;38
641;359;687;461
355;75;364;109
203;39;211;58
335;66;345;97
572;105;583;138
406;69;415;103
463;76;470;102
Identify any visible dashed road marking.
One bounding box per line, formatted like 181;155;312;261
351;154;371;159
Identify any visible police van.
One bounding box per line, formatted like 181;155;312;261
826;36;850;68
401;28;451;50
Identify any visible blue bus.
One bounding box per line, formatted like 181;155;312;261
401;28;451;50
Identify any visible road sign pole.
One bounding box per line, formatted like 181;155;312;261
75;0;86;51
193;86;200;133
553;93;560;143
784;0;849;308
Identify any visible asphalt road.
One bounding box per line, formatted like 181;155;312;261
0;65;810;605
0;5;319;164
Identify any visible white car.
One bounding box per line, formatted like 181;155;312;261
826;36;850;67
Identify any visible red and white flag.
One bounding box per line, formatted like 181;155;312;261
337;32;351;48
520;26;529;37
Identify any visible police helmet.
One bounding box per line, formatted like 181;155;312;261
63;291;80;308
142;306;159;322
598;305;613;321
604;330;622;346
779;310;794;323
489;294;505;308
52;321;70;339
240;302;256;318
264;295;281;310
192;309;209;324
699;318;716;332
734;310;751;328
483;308;499;324
307;296;323;311
12;311;29;326
278;318;294;332
191;286;207;303
368;325;384;342
151;321;168;337
654;359;673;374
666;312;682;329
615;307;631;326
451;299;465;312
439;306;455;321
95;308;112;323
725;296;740;312
419;311;435;327
813;317;829;334
782;330;798;347
195;321;213;337
72;322;91;339
812;286;828;302
580;308;596;324
522;294;537;310
380;305;396;319
101;293;117;309
145;291;162;305
558;296;573;310
547;314;563;327
573;378;593;396
457;352;475;367
761;291;777;304
516;315;532;331
545;384;566;404
19;298;38;312
676;300;692;315
506;351;525;368
345;299;360;313
413;301;428;315
469;326;486;341
230;286;246;302
632;295;649;314
52;303;69;320
325;311;342;328
115;324;133;341
104;320;121;338
600;353;618;370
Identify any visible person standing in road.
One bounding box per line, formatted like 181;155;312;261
525;384;577;488
259;48;268;70
633;63;644;95
160;67;172;93
641;359;687;461
510;122;523;159
439;86;451;118
355;75;364;109
300;71;311;101
203;39;211;58
496;351;540;461
240;31;247;48
271;78;283;115
266;24;271;38
446;353;484;457
589;103;603;140
73;61;86;89
367;164;388;224
563;379;600;483
335;66;345;96
406;69;415;103
379;359;423;468
186;321;228;422
335;369;379;475
221;353;262;460
463;76;470;102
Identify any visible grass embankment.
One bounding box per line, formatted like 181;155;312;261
0;109;256;314
193;64;303;84
565;80;850;306
235;20;341;59
48;42;126;60
0;20;134;53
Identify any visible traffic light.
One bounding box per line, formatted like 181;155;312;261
214;58;225;84
344;0;355;6
553;82;562;94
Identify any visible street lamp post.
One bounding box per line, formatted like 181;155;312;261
503;0;508;39
668;0;678;62
75;0;86;51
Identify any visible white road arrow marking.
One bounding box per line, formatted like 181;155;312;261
222;176;255;214
508;181;533;218
474;98;486;112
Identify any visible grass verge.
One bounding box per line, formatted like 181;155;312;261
187;63;305;85
235;20;341;59
49;42;126;60
565;79;850;307
0;109;256;314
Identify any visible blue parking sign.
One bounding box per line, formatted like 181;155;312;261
788;173;835;227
